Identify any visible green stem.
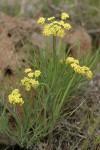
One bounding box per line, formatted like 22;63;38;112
56;73;76;115
13;106;22;126
53;36;56;54
52;36;58;87
53;36;57;64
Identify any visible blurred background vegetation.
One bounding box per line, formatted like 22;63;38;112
0;0;100;30
0;0;99;48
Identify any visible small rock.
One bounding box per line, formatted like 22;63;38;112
64;26;92;57
0;13;34;74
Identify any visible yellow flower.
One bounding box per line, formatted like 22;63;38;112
21;69;41;91
34;70;41;77
47;16;55;21
43;25;52;36
24;83;31;91
37;17;45;24
63;23;71;30
21;77;39;91
25;68;32;73
80;67;86;74
43;22;65;38
12;89;19;94
61;13;69;20
57;28;65;38
71;63;82;74
66;57;79;64
30;79;39;88
37;13;71;38
67;57;74;63
63;57;93;78
21;77;29;84
86;71;93;79
43;30;51;36
21;77;31;91
28;72;34;78
82;66;90;71
70;62;93;78
8;89;24;106
59;20;64;26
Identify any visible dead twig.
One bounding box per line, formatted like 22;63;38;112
68;131;86;139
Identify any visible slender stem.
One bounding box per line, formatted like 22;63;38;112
13;105;21;126
56;73;76;114
53;36;57;63
53;36;56;54
52;36;58;85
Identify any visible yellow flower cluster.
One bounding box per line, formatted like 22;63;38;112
37;13;71;38
47;16;55;21
37;17;46;24
8;89;24;106
21;68;41;91
63;57;93;79
8;68;41;106
66;57;79;64
61;13;69;20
